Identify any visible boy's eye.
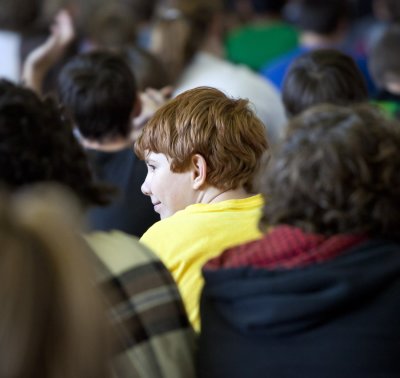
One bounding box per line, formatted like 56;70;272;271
147;164;156;171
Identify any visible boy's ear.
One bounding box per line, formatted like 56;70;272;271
191;154;207;190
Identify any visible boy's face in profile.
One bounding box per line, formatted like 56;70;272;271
142;152;198;219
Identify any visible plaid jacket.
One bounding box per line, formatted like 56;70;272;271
85;231;196;378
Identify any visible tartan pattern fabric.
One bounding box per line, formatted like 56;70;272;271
205;225;367;270
86;232;196;378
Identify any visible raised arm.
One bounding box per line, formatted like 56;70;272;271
21;10;75;94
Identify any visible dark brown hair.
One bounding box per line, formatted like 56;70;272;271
58;51;138;141
0;79;112;207
283;49;368;117
260;103;400;238
286;0;348;35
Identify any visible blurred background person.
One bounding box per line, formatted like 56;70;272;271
260;0;376;96
0;79;196;377
150;0;287;144
0;186;111;378
224;0;299;71
57;51;159;237
199;103;400;377
369;24;400;119
282;49;368;118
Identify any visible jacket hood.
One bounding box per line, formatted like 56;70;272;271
201;236;400;336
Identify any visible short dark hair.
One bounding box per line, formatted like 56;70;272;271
368;25;400;90
251;0;288;14
122;0;158;22
259;103;400;238
58;51;138;141
0;0;40;31
0;187;110;378
375;0;400;23
286;0;348;35
0;79;111;207
282;49;368;117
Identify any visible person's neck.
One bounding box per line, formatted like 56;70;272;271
300;31;341;49
386;81;400;95
201;36;224;59
81;136;132;152
198;186;251;205
252;13;282;24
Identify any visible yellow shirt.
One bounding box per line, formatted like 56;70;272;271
140;194;264;331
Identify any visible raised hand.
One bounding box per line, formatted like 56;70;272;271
22;10;75;93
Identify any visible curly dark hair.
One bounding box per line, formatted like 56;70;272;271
0;79;112;207
260;103;400;238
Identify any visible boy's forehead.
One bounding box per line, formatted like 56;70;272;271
145;151;171;163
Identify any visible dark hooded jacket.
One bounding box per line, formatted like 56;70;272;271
198;226;400;378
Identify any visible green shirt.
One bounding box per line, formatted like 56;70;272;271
225;21;299;71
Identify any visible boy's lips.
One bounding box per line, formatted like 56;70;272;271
152;201;161;212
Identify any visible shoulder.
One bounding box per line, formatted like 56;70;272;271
85;230;157;274
141;198;263;254
84;230;196;378
140;210;205;253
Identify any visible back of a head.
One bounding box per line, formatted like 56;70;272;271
286;0;349;35
282;49;368;117
86;2;137;50
150;0;222;83
251;0;288;15
0;79;110;206
122;46;171;90
373;0;400;23
0;187;110;378
369;25;400;92
135;86;268;192
122;0;158;23
0;0;40;31
58;51;138;141
260;103;400;238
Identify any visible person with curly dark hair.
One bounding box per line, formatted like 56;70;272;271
0;78;110;207
0;79;196;378
198;103;400;378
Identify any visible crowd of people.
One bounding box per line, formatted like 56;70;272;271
0;0;400;377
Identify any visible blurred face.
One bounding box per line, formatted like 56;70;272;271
141;152;197;219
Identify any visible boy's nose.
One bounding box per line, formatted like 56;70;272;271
141;179;150;196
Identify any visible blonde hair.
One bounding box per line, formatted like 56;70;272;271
135;87;268;192
0;186;111;378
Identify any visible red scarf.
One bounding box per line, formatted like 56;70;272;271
205;225;368;270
